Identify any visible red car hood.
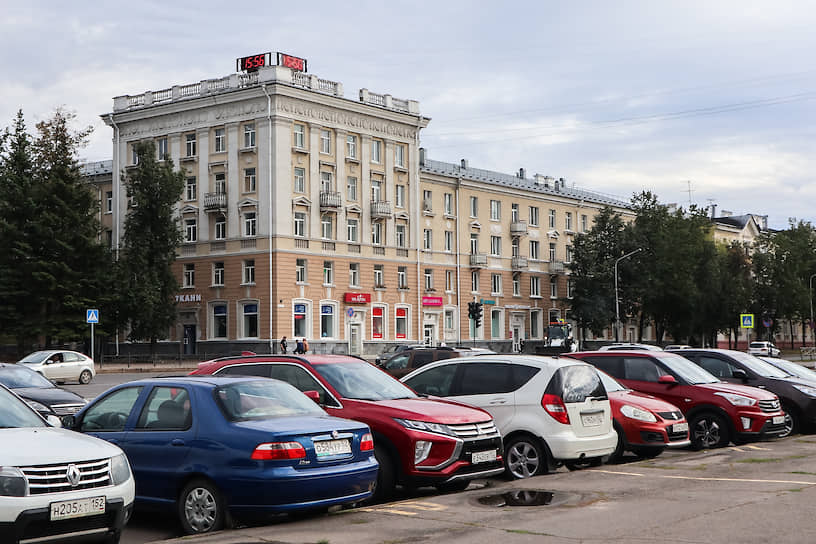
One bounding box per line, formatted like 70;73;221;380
344;396;492;424
609;390;681;412
694;381;778;400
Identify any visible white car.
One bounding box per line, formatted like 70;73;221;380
0;383;135;543
747;341;781;357
17;350;96;384
599;343;663;352
402;355;617;478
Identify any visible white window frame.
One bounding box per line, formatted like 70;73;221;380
185;133;196;157
565;212;573;231
211;302;228;339
395;144;405;168
347;176;358;201
156;137;168;160
530;276;541;297
471;270;479;292
423;229;432;250
529;206;539;226
490;235;501;256
444;231;453;252
183;263;195;288
349;263;360;287
244;211;257;237
444;193;453;215
294;167;305;193
445;270;454;292
346;134;357;158
294;212;306;237
239;300;259;339
323;261;334;286
213;262;224;287
550;276;558;299
530;240;540;260
321;214;333;240
185;177;196;201
296;259;307;283
244;168;256;193
242;259;255;285
319;300;338;340
372;221;383;245
371;303;387;340
214;215;226;240
374;265;384;288
320;171;333;192
397;266;408;289
395;184;405;208
395;305;410;339
292;299;312;338
490;200;500;221
395;224;406;247
513;274;520;296
244;123;255;148
347;218;359;242
549;209;556;228
214;128;226;153
470;196;478;218
184;219;197;243
424;269;433;291
490;308;504;340
371;140;382;163
491;273;502;295
214;172;226;194
294;124;305;149
320;129;331;154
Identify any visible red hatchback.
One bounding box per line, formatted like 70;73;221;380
191;354;504;498
597;370;690;461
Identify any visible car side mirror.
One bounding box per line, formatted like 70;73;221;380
48;414;65;427
732;369;748;381
303;390;321;404
657;375;678;386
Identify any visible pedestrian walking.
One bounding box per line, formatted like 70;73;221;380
302;338;309;353
295;338;304;354
280;336;288;354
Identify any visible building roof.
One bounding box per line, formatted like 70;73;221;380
79;160;113;176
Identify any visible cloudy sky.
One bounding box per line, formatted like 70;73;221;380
2;1;814;229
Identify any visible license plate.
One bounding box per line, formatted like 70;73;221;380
673;422;689;433
773;415;786;425
314;438;351;457
471;450;497;464
581;413;604;427
50;496;105;521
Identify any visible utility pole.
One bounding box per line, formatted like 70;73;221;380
810;274;816;347
615;249;642;342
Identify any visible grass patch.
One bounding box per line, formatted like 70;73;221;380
789;488;803;492
505;529;555;536
735;457;782;464
790;471;816;476
348;519;370;524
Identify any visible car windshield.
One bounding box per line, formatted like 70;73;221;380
313;361;418;400
655;353;720;384
18;351;50;364
0;365;55;388
598;371;627;392
215;380;326;421
760;357;816;381
727;351;790;378
0;386;47;428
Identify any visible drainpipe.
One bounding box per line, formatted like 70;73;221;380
262;84;274;354
455;178;462;345
107;114;121;356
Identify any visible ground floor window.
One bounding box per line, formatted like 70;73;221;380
212;304;227;339
395;307;408;339
530;309;542;339
491;309;503;339
293;302;309;337
241;302;258;338
372;305;385;339
320;303;336;338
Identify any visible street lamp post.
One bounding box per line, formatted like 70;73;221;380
810;273;816;347
615;248;642;342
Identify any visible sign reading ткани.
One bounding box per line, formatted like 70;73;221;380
236;52;307;73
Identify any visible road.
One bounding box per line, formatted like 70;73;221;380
64;373;816;544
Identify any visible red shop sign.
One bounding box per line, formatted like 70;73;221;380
344;293;371;304
422;296;443;306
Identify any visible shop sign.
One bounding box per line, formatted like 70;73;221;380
344;293;371;304
422;296;443;306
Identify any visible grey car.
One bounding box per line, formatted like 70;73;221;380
17;350;96;384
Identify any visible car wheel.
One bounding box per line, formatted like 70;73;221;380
690;412;730;450
505;435;548;479
606;426;626;464
630;446;665;459
372;445;396;501
779;404;799;438
79;369;93;384
178;479;225;534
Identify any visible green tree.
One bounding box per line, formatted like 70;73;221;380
118;141;184;357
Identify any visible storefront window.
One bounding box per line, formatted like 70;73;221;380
321;304;335;338
242;303;258;338
372;306;384;339
213;304;227;339
396;307;407;339
294;303;307;337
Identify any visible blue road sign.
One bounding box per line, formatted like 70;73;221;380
86;309;99;324
740;313;754;329
346;307;354;318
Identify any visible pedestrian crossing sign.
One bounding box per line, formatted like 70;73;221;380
740;313;754;329
86;309;99;324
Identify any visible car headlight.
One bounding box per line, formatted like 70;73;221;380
24;399;49;413
0;467;27;497
394;418;455;437
793;384;816;398
620;404;657;423
714;392;757;406
109;453;132;486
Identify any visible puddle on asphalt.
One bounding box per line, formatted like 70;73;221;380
477;490;569;507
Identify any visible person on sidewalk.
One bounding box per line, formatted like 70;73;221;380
295;338;304;354
280;336;288;354
302;338;309;353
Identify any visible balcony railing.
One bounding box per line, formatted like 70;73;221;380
373;246;385;255
204;192;227;212
549;260;566;274
322;241;336;251
511;221;528;236
319;191;341;209
370;200;392;218
512;256;529;270
469;254;488;267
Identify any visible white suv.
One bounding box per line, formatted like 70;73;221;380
748;341;781;357
402;355;617;478
0;384;134;544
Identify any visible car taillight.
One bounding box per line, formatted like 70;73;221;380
360;432;374;452
541;393;570;424
251;441;306;460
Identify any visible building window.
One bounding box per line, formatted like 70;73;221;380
549;209;556;228
423;190;432;212
294;212;306;237
214;172;226;194
581;214;588;232
214;215;226;240
395;184;405;208
293;302;308;337
491;273;501;295
349;263;359;287
491;309;502;339
294;167;305;193
565;212;573;231
183;264;195;288
346;176;357;201
346;134;357;158
244;123;255;148
347;218;359;242
550;276;558;298
321;214;333;240
511;239;520;257
395;224;406;248
371;179;383;202
105;191;113;213
320;304;335;338
371;140;382;163
530;276;541;297
445;309;455;331
470;233;478;254
156;137;168;160
470;196;478;218
549;243;557;262
490;200;500;221
213;262;224;286
529;206;539;226
471;270;479;292
244;212;256;237
511;203;519;222
398;266;407;289
424;269;433;290
395;144;405;168
444;231;453;252
212;304;227;339
374;265;384;288
244;168;256;193
296;259;306;283
372;306;384;339
423;229;432;250
243;260;255;285
214;128;226;153
185;177;196;201
445;270;454;292
323;261;333;285
566;245;574;263
241;302;258;338
395;307;408;339
184;219;197;243
185;133;196;157
530;309;541;339
293;124;305;149
567;278;575;298
320;171;332;192
372;221;383;245
490;236;501;256
320;129;331;154
530;240;540;260
513;273;520;296
444;193;453;215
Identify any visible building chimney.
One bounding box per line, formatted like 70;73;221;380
710;203;717;218
419;147;426;166
518;168;526;179
460;158;468;169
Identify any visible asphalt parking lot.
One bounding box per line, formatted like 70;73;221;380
133;435;816;544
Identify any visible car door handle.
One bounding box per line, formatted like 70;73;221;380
171;439;186;447
489;399;507;405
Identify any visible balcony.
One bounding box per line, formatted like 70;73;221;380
319;191;341;209
549;260;566;274
512;256;529;270
511;221;528;236
204;192;227;212
469;254;488;267
370;200;391;218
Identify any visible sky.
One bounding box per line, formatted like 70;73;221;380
2;1;815;229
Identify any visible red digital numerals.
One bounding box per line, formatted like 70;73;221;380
280;54;305;71
242;54;266;71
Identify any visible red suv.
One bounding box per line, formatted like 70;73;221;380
191;355;504;498
569;351;787;449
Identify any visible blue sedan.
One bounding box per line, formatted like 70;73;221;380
70;376;378;534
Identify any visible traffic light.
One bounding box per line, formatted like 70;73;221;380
467;301;477;320
475;302;483;328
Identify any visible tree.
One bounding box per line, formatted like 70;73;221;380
118;141;184;357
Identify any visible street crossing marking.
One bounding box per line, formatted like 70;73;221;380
360;500;447;516
596;469;816;486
